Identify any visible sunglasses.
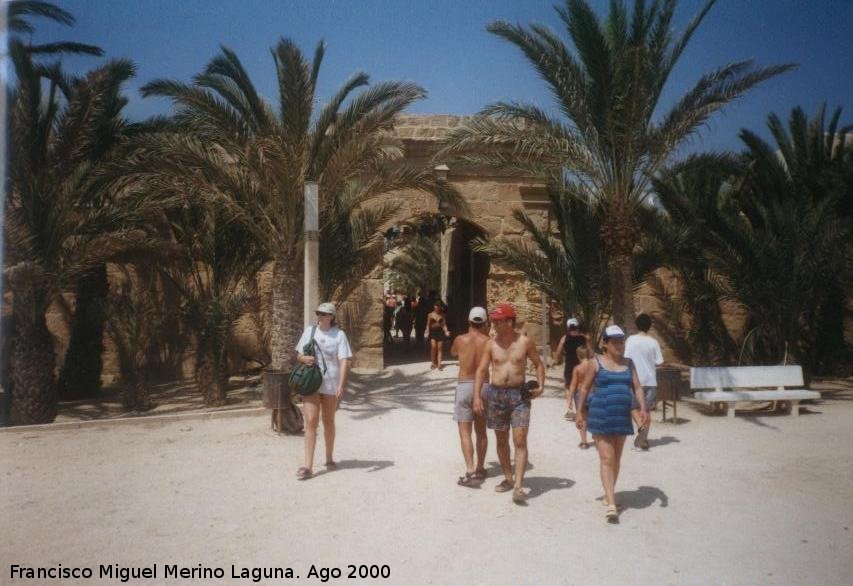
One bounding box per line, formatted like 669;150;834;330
315;311;332;317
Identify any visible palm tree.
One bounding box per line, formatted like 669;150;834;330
7;0;102;57
6;2;110;401
645;106;851;374
162;199;267;406
3;46;150;423
726;105;852;373
475;182;610;342
641;154;742;363
140;40;466;372
440;0;792;329
385;234;442;295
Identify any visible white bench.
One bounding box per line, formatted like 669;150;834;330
689;365;820;417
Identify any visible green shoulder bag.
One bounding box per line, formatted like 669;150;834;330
288;326;328;396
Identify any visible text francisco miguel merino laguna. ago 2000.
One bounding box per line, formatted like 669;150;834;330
9;562;394;582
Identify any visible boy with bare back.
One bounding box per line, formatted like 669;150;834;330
450;307;490;486
473;303;545;504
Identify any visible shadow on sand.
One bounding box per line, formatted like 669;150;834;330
614;485;669;511
646;435;681;448
341;366;457;420
310;459;395;478
524;476;575;499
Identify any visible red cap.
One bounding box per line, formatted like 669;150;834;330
490;303;517;320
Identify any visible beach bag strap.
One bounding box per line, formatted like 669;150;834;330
305;326;327;375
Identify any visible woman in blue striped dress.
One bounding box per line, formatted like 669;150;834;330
576;325;649;522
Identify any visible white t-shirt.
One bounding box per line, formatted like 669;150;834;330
296;325;353;395
624;333;664;387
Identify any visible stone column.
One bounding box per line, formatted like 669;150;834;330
304;181;319;326
440;221;455;304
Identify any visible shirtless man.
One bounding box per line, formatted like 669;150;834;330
426;302;450;370
450;307;491;487
473;303;545;504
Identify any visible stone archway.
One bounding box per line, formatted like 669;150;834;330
340;114;553;372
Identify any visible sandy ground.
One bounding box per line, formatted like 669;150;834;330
2;362;852;586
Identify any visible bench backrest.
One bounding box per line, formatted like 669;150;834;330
690;365;803;390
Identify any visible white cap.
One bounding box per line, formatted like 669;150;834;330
316;302;336;316
468;306;487;323
566;317;579;328
603;325;626;339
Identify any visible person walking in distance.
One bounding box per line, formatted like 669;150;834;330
554;317;592;420
566;345;593;449
450;307;491;486
473;303;545;504
624;314;664;450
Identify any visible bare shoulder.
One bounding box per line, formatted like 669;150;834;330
475;331;490;348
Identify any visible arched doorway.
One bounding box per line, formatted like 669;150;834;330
382;215;489;366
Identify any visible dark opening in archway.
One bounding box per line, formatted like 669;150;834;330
383;216;489;366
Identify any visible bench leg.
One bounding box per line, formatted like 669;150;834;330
727;404;736;418
791;400;800;416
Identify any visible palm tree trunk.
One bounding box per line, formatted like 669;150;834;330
122;374;152;411
268;252;305;434
58;264;108;400
9;310;57;425
195;348;229;407
270;252;304;371
602;206;638;332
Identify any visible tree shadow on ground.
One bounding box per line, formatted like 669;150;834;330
341;366;457;420
57;379;261;421
646;435;680;448
342;361;568;420
614;485;668;510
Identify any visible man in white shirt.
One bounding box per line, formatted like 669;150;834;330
624;313;664;450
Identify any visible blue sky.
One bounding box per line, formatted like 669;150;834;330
23;0;853;154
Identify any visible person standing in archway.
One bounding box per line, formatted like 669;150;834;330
414;290;428;346
426;301;450;370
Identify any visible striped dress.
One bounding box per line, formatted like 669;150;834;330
587;356;635;436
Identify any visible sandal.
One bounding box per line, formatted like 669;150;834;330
579;442;590;450
512;488;528;504
457;472;478;487
296;466;312;480
472;468;487;480
606;504;619;522
325;461;337;470
494;479;514;493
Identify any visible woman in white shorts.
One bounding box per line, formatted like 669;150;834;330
295;302;353;480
